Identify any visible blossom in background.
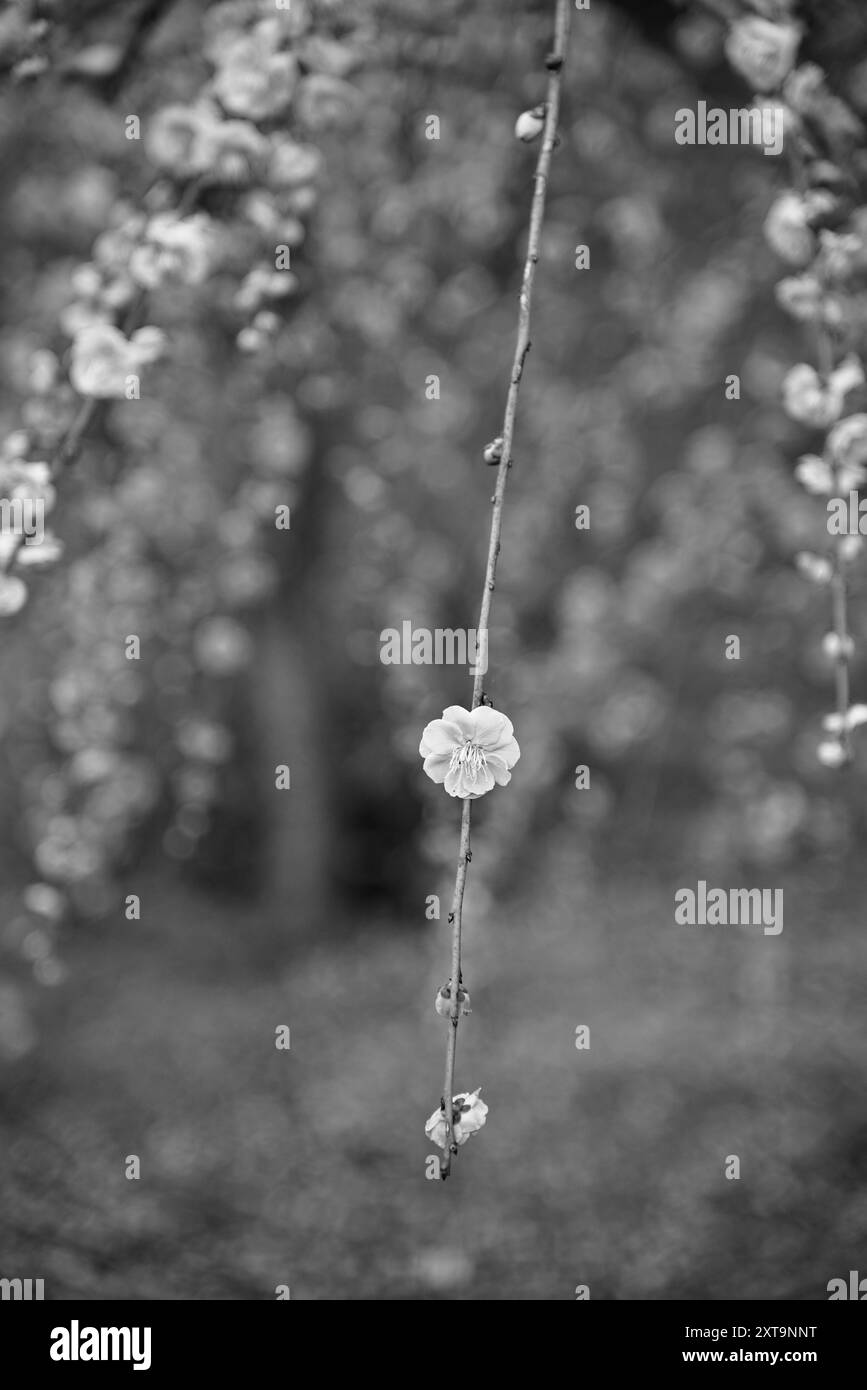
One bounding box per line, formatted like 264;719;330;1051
782;61;825;116
795;452;865;496
775;274;842;326
763;192;815;267
0;458;55;513
819;229;866;282
209;119;269;184
782;355;865;429
130;213;215;291
828;414;867;473
425;1089;488;1150
145;102;222;176
234;264;297;315
268;137;322;189
70;324;166;399
0;572;28;616
724;15;801;93
419;704;520;799
211;21;298;121
818;704;867;767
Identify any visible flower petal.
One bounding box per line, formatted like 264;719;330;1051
422;753;452;784
494;736;520;768
419;718;462;758
468;706;514;750
444;761;495;799
440;705;476;739
485;754;513;787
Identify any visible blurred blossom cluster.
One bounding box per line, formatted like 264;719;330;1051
729;5;867;769
1;0;867;997
0;0;364;956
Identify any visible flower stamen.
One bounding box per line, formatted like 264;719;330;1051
449;739;487;783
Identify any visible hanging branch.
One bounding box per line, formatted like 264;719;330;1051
786;139;858;765
435;0;572;1179
711;1;867;765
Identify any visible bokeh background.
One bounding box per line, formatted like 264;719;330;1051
1;0;867;1299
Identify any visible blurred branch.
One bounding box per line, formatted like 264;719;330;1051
783;54;858;762
438;0;572;1178
1;178;200;579
94;0;178;102
712;2;862;762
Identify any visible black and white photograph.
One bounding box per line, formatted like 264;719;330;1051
0;0;866;1346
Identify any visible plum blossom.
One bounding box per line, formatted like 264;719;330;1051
819;229;865;282
435;981;471;1018
782;355;864;429
129;213;215;290
211;22;298;121
234;265;297;314
145;102;222;176
783;62;825;116
775;275;841;326
0;573;28;616
268;138;322;189
827;415;867;473
209;119;269;184
425;1089;488;1150
795;452;865;496
419;704;520;799
764;192;815;267
0;458;55;513
724;15;801;93
70;324;166;399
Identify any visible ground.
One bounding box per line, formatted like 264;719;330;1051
2;844;865;1300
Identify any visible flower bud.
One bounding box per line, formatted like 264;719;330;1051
817;739;847;768
483;436;504;465
435;981;471;1017
822;632;854;661
515;105;546;143
424;1088;488;1150
795;551;833;585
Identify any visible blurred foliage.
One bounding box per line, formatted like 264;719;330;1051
0;0;866;973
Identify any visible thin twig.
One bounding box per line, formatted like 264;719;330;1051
438;0;572;1178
